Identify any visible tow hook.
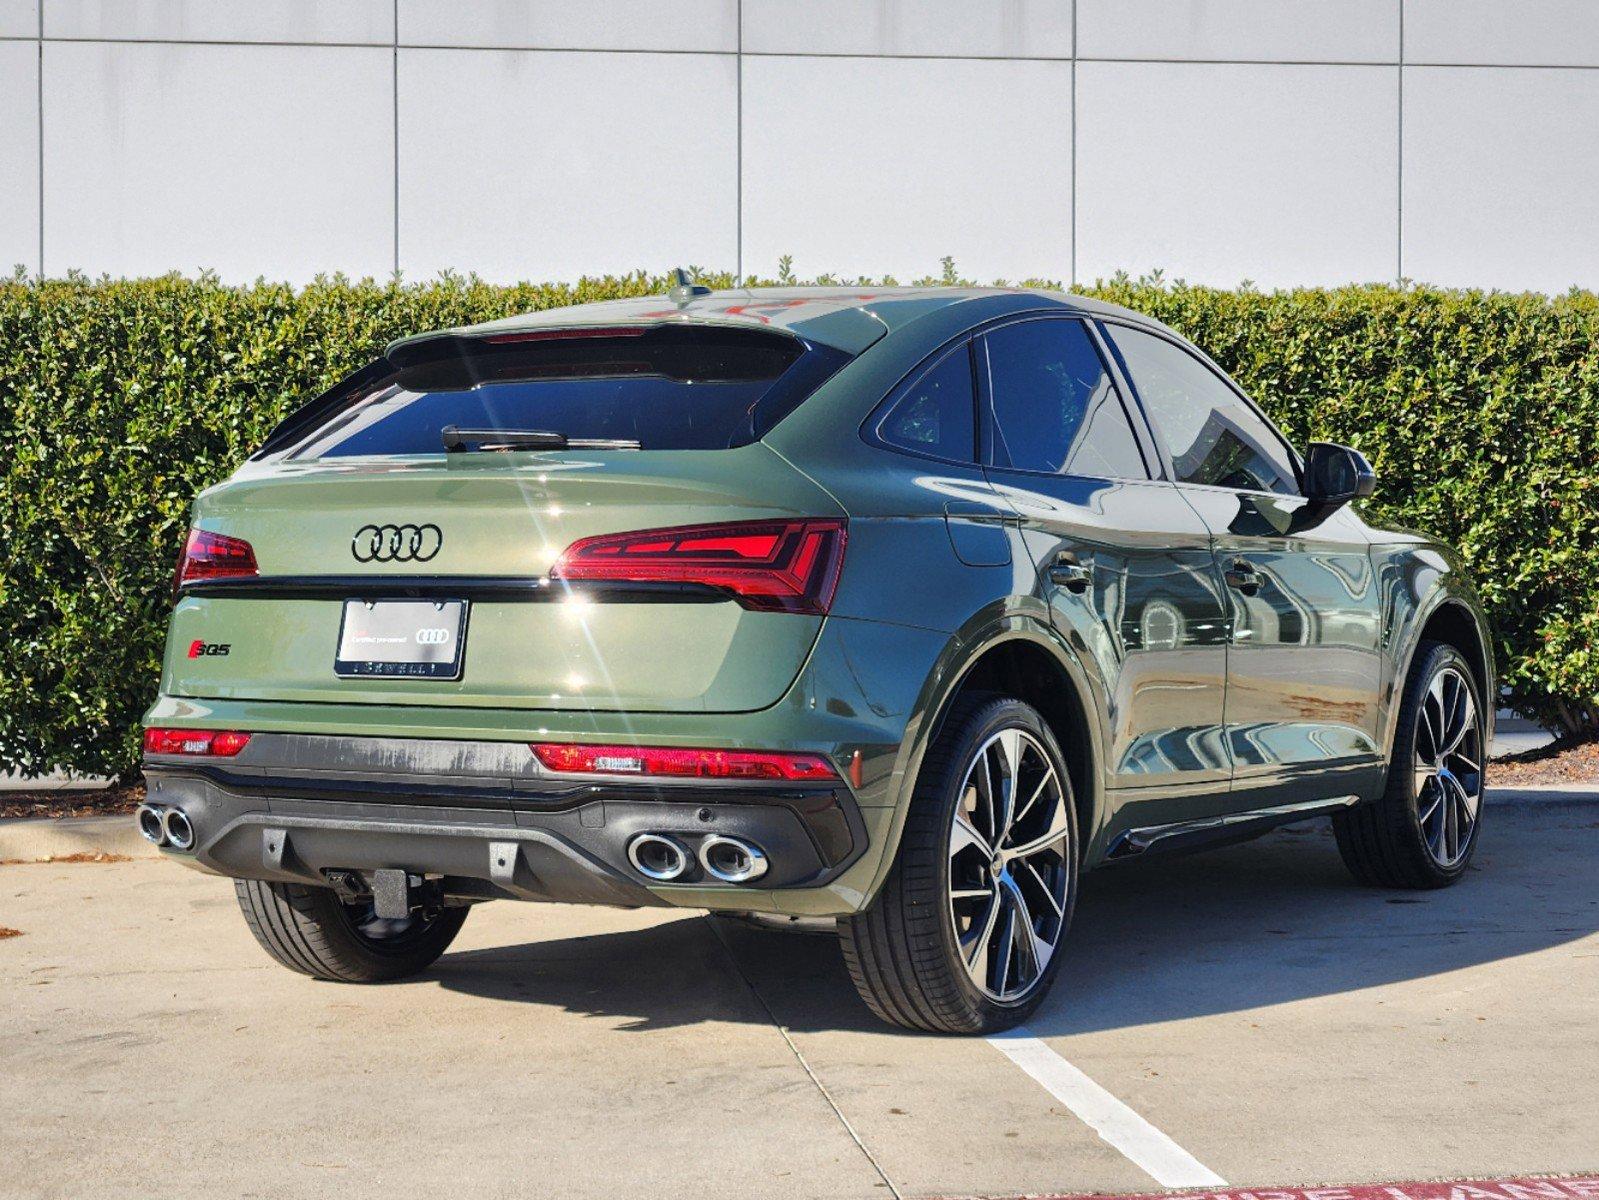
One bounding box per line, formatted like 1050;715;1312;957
324;870;369;903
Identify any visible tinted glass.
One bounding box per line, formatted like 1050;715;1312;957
282;326;845;457
876;345;976;462
1107;325;1298;495
983;319;1148;479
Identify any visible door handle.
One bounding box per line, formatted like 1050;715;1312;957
1224;559;1263;596
1048;552;1092;593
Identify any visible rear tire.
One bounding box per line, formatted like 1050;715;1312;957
1334;640;1486;889
234;879;469;982
840;695;1079;1034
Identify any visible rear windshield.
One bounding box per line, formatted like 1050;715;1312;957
275;325;850;459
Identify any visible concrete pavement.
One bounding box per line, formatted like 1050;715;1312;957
2;799;1596;1200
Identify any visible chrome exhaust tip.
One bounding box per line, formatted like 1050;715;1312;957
136;804;167;846
161;807;196;852
627;833;690;882
698;835;769;884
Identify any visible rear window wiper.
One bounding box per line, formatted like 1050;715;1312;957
440;426;641;452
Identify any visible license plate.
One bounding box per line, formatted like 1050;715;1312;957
335;600;468;680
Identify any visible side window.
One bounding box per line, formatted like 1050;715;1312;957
875;344;976;462
983;319;1149;480
1106;324;1298;495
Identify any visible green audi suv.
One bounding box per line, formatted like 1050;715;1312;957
140;285;1492;1033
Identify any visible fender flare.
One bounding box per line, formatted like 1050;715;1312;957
1381;586;1495;762
856;610;1107;906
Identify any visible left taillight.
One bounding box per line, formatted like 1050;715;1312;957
551;518;847;615
174;528;258;592
143;728;251;757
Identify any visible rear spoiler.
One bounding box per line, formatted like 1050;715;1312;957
251;358;392;461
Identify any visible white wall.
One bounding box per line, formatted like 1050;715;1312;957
3;0;1596;292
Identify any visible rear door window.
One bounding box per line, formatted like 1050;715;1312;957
279;325;849;458
981;318;1150;480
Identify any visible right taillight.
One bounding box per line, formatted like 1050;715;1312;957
143;728;251;757
175;528;258;591
551;519;847;615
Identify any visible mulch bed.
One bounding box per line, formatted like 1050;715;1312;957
0;783;145;820
1490;736;1599;787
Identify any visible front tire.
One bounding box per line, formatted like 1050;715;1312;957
1334;640;1486;888
840;695;1079;1034
234;879;469;982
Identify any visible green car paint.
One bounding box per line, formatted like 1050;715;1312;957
143;286;1492;930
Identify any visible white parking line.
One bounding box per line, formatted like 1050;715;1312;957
988;1028;1226;1189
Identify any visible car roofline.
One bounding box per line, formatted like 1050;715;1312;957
385;286;1171;359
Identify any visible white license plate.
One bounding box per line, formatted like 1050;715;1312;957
335;600;468;680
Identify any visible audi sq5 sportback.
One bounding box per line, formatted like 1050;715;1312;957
141;285;1491;1033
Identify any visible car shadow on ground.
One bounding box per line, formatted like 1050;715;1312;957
430;799;1599;1036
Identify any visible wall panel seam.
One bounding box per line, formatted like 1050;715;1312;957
36;0;43;274
736;0;742;283
1397;0;1405;280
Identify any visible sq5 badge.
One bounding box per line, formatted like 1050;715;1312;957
187;640;231;658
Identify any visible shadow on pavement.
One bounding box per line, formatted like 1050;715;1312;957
431;800;1599;1036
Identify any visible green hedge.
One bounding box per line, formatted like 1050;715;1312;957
2;267;1596;779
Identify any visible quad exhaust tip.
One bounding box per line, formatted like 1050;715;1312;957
698;835;769;884
136;804;166;846
161;808;196;852
627;833;691;882
136;803;196;851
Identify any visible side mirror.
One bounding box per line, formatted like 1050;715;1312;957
1303;442;1376;505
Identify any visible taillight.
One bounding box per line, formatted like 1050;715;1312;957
143;728;251;757
175;528;258;589
531;742;839;782
551;519;846;615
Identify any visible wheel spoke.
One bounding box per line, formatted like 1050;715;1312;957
1423;675;1446;758
989;899;1016;995
1458;774;1481;821
1444;689;1475;757
1019;857;1064;919
961;892;1001;972
994;729;1023;838
1007;874;1055;983
1008;767;1055;841
970;755;998;845
1417;781;1444;827
951;812;991;861
1006;793;1070;862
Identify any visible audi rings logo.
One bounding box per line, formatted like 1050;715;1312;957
351;523;443;564
415;628;451;645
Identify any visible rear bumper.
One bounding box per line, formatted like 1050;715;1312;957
141;733;868;912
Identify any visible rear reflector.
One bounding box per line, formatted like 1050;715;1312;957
551;518;846;615
143;728;252;757
175;528;258;589
531;742;839;782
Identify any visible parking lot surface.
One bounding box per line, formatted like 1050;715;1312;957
3;797;1596;1200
